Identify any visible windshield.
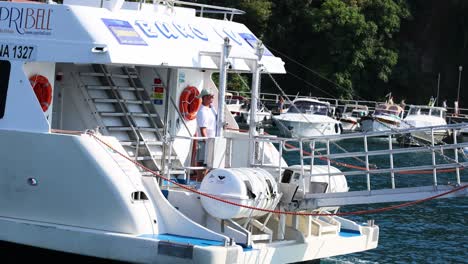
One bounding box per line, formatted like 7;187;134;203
351;110;366;117
431;108;442;117
408;107;443;117
374;104;402;116
408;107;419;115
288;101;329;115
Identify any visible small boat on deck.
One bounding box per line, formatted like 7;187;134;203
225;92;246;116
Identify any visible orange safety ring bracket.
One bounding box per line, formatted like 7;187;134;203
179;86;201;121
29;74;52;112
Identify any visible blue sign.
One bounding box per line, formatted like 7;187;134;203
153;99;163;105
135;20;208;41
239;33;272;56
102;18;147;46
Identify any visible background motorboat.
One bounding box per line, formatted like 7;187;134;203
339;104;369;133
397;105;450;145
225;92;247;118
272;98;342;137
360;103;405;133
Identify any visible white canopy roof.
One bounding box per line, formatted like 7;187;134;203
0;1;286;73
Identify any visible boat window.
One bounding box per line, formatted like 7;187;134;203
388;105;401;114
351;110;367;117
420;108;430;115
408;107;419;115
0;60;11;119
281;169;294;183
288;101;329;115
431;108;441;117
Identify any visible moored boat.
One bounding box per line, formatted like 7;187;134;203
360;102;405;133
272;98;342;138
397;104;450;145
339;104;369;133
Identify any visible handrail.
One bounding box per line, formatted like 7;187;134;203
167;0;245;20
169;96;193;138
168;122;468;201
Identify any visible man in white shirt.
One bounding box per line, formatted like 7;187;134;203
197;88;217;139
195;88;217;179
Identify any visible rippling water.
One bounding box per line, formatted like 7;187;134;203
265;125;468;264
323;198;467;264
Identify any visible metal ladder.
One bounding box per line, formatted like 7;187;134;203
77;64;184;178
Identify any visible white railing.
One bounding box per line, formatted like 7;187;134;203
166;123;468;207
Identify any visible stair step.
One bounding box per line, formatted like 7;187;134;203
141;170;186;177
251;234;272;241
100;112;159;118
107;126;163;132
93;99;152;104
120;140;163;146
125;67;138;73
314;219;339;233
80;72;138;79
136;155;178;161
86;85;145;91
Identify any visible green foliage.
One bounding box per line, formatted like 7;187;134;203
306;0;409;99
193;0;272;38
174;1;464;103
211;73;250;95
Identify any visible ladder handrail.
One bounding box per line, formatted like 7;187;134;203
96;64;143;161
123;66;164;140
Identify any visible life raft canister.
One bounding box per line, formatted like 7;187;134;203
29;74;52;112
179;86;201;121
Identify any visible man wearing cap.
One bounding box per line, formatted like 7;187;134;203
196;88;217;173
197;88;217;138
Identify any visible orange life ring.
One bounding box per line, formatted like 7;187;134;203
179;86;201;121
29;74;52;112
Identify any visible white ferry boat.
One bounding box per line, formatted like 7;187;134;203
0;0;378;262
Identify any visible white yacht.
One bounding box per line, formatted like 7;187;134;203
225;92;246;118
238;103;272;124
0;0;381;263
398;105;449;145
339;104;369;133
225;93;271;124
272;98;342;138
360;102;405;133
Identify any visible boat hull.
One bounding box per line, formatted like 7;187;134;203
360;116;401;133
0;130;379;263
340;117;360;133
0;214;379;263
273;117;341;138
397;130;450;146
398;114;450;145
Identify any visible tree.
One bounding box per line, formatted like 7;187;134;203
308;0;409;99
